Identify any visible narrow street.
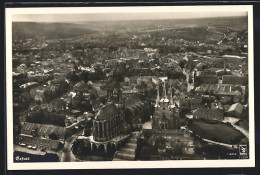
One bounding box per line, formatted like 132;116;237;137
183;68;194;92
232;124;249;139
202;138;238;149
223;117;249;139
217;33;227;45
60;131;82;162
207;24;227;45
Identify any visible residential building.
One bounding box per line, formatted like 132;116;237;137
21;122;67;140
222;75;247;85
193;108;224;120
227;103;244;117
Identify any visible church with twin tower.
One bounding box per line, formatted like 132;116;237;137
152;80;180;130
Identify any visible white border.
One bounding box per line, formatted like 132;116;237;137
6;5;255;170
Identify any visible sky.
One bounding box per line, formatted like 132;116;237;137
12;12;247;22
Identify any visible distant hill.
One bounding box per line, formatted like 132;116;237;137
12;16;247;39
12;22;98;40
206;16;248;31
73;16;248;31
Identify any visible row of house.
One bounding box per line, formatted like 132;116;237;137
190;102;245;121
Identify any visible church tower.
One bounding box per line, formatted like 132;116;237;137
172;107;181;130
153;80;181;130
169;84;175;109
155;86;160;108
116;88;125;132
160;80;169;104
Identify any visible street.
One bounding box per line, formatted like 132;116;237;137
223;117;249;139
202;138;238;149
60;131;82;162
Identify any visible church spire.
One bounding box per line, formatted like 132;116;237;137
155;86;160;108
163;81;169;103
164;81;167;98
169;84;175;108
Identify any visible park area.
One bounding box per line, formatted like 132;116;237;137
188;121;245;144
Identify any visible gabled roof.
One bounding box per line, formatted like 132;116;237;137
228;103;244;114
95;104;118;120
193;108;223;118
21;122;67;139
18;135;61;150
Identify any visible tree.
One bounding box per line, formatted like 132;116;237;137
179;60;186;69
89;68;105;81
99;96;107;104
84;121;92;136
13;59;21;69
71;139;91;156
139;146;153;160
78;100;92;112
212;59;224;68
49;132;59;140
162;148;173;159
173;143;183;156
108;44;118;52
201;64;208;70
18;91;31;110
188;76;193;84
26;110;66;127
185;58;196;72
59;80;70;94
168;72;186;80
155;136;166;149
68;72;80;83
80;71;89;83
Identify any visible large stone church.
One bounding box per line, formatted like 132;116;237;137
152;81;180;130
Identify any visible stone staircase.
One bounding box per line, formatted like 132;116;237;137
112;132;139;161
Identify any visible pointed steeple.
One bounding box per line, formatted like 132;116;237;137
107;90;113;103
157;86;160;102
169;84;175;108
155;86;160;107
163;81;169;103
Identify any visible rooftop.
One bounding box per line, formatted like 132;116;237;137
21;122;67;138
228;103;244;114
95;104;118;120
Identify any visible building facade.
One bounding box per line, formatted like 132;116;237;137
153;81;180;130
193;108;224;120
92;103;124;142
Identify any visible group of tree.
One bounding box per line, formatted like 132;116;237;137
71;139;91;156
167;71;186;80
72;98;93;112
67;72;81;84
44;80;70;103
15;90;31;110
161;143;184;160
26;110;66;127
13;22;98;40
136;131;169;160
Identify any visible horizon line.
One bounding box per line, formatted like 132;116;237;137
12;11;247;22
12;15;247;23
